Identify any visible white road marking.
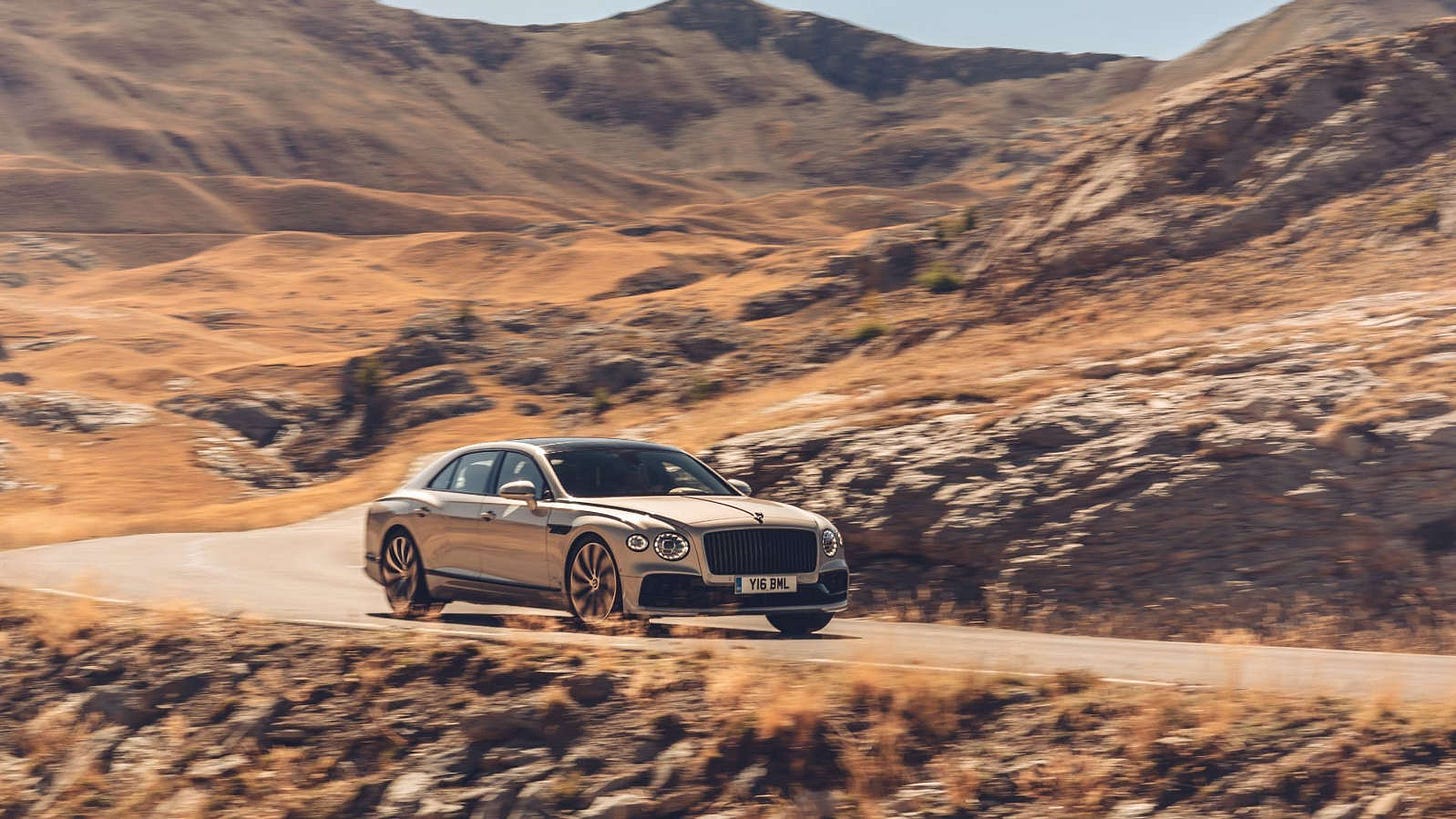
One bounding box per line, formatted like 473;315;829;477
31;587;134;605
802;658;1182;688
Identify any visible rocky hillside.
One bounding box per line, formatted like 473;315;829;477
1141;0;1456;97
4;590;1455;817
971;18;1456;291
706;291;1456;648
0;0;1134;211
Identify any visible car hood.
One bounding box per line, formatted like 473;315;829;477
574;495;822;530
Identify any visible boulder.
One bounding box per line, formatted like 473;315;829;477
564;355;650;395
391;369;475;404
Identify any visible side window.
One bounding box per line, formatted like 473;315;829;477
494;452;548;498
427;458;461;491
447;451;500;495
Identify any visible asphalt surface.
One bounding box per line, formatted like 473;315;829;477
4;507;1455;701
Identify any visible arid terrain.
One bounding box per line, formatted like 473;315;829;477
4;589;1456;818
7;0;1456;815
5;0;1456;648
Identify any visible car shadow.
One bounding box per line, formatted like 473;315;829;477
365;610;858;641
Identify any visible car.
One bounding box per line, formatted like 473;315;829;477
362;437;850;635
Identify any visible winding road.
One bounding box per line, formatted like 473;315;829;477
4;507;1455;701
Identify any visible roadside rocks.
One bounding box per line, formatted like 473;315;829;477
0;391;154;433
705;355;1456;637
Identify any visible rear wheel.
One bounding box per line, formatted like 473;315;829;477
767;611;834;636
381;530;445;619
567;539;621;626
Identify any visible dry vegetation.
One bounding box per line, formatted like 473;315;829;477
2;590;1456;817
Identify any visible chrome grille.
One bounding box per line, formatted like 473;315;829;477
703;528;817;575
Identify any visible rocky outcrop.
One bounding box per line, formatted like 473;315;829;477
0;392;153;433
976;20;1456;286
739;280;850;321
193;436;311;490
706;326;1456;638
160;392;327;448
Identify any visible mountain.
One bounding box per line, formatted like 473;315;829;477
1135;0;1456;98
0;0;1136;225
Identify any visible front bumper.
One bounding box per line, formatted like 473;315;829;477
625;569;850;617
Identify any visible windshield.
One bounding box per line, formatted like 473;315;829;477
547;448;735;498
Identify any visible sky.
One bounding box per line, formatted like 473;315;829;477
380;0;1289;60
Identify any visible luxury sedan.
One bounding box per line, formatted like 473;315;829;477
363;438;850;635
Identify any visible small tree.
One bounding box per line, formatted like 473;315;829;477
352;355;391;447
454;300;478;341
960;206;978;233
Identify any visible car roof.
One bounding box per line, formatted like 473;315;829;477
512;437;682;454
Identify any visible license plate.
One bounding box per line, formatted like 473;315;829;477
735;576;799;595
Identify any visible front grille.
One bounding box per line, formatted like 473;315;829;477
639;570;850;610
703;528;818;575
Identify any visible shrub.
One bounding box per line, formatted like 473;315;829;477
683;377;725;404
915;262;962;294
933;207;978;242
1378;193;1440;232
850;321;889;344
591;388;613;416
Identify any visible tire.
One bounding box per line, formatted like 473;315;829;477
380;529;445;619
566;538;621;627
767;611;834;636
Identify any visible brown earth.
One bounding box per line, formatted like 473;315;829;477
3;589;1456;818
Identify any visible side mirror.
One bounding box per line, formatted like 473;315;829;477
728;479;753;496
499;480;539;509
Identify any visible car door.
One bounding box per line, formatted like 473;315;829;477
423;450;501;576
472;450;553;589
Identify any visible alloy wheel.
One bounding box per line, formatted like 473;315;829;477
568;541;620;625
382;532;427;617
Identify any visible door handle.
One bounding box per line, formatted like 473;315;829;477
414;507;431;517
480;510;498;522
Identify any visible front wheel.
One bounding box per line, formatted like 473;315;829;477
767;611;834;636
380;530;445;619
567;539;621;627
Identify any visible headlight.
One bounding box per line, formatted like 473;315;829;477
821;527;842;557
626;534;650;552
653;532;690;561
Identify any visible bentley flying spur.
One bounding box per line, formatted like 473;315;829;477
363;438;849;635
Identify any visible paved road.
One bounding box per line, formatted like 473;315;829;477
4;507;1455;701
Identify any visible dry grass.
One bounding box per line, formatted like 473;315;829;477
4;588;1456;815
